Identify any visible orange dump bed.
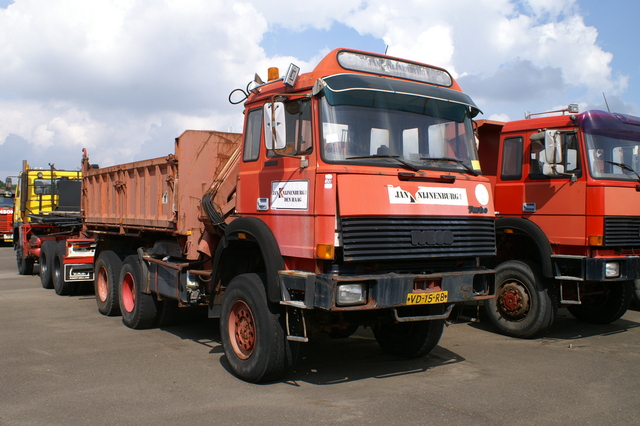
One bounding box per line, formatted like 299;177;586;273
82;130;241;250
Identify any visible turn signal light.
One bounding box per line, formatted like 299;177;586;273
588;235;603;246
316;244;335;260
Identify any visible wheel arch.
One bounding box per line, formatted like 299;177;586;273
495;217;554;279
213;217;284;304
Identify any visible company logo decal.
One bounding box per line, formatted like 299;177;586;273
0;209;12;214
271;180;309;210
387;185;468;206
411;230;454;246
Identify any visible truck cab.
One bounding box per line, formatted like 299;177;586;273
0;189;14;243
477;107;640;337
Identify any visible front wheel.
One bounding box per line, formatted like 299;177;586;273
373;318;444;358
16;245;34;275
484;260;556;338
567;281;634;324
220;273;298;383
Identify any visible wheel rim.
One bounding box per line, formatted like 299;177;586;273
121;272;136;313
97;266;108;302
228;300;256;360
497;279;531;321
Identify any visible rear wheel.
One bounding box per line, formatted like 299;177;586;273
373;318;444;358
53;241;72;295
484;260;556;338
39;240;56;289
94;250;123;316
118;255;157;329
220;273;299;383
567;281;634;324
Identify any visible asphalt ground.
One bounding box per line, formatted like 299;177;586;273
1;245;639;425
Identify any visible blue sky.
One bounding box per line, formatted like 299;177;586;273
0;0;638;179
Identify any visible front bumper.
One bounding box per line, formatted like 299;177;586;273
279;268;495;311
552;255;640;281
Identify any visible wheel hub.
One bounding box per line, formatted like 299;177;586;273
229;301;255;360
498;281;530;319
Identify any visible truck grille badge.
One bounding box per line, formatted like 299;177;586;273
411;230;454;246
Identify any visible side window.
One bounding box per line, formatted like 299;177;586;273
530;131;580;178
243;108;262;162
501;137;522;180
269;99;312;157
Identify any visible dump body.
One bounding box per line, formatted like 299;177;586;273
82;130;241;259
476;109;640;337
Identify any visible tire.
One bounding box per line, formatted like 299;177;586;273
484;260;556;338
118;255;157;329
373;318;444;358
220;273;299;383
16;245;34;275
633;280;640;307
39;240;57;289
94;250;123;316
567;281;634;324
53;241;72;295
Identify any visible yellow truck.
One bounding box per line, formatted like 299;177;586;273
10;161;95;294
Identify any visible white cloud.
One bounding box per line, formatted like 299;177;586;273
0;0;635;177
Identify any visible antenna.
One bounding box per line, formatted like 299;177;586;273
602;92;611;112
384;45;389;55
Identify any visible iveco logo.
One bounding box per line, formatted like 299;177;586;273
411;230;454;246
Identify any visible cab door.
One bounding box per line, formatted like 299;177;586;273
525;130;586;246
236;98;317;260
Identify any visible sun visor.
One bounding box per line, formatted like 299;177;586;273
316;74;482;118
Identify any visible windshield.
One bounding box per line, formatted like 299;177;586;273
0;196;13;207
586;133;640;181
319;93;480;173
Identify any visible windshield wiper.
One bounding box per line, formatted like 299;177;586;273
346;155;421;172
604;161;640;182
420;157;478;176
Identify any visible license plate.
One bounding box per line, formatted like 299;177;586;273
406;291;448;305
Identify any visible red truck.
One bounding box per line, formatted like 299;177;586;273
81;48;496;382
0;190;14;243
477;106;640;338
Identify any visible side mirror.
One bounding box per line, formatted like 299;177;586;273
5;177;12;187
544;130;562;164
263;102;286;150
34;183;45;195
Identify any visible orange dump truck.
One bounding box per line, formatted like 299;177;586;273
477;106;640;338
82;48;496;382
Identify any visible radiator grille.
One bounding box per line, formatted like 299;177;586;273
340;216;496;262
604;217;640;247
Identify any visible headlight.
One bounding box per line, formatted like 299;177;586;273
605;262;620;278
337;283;366;306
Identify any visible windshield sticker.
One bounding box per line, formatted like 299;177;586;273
271;180;309;210
387;185;468;205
